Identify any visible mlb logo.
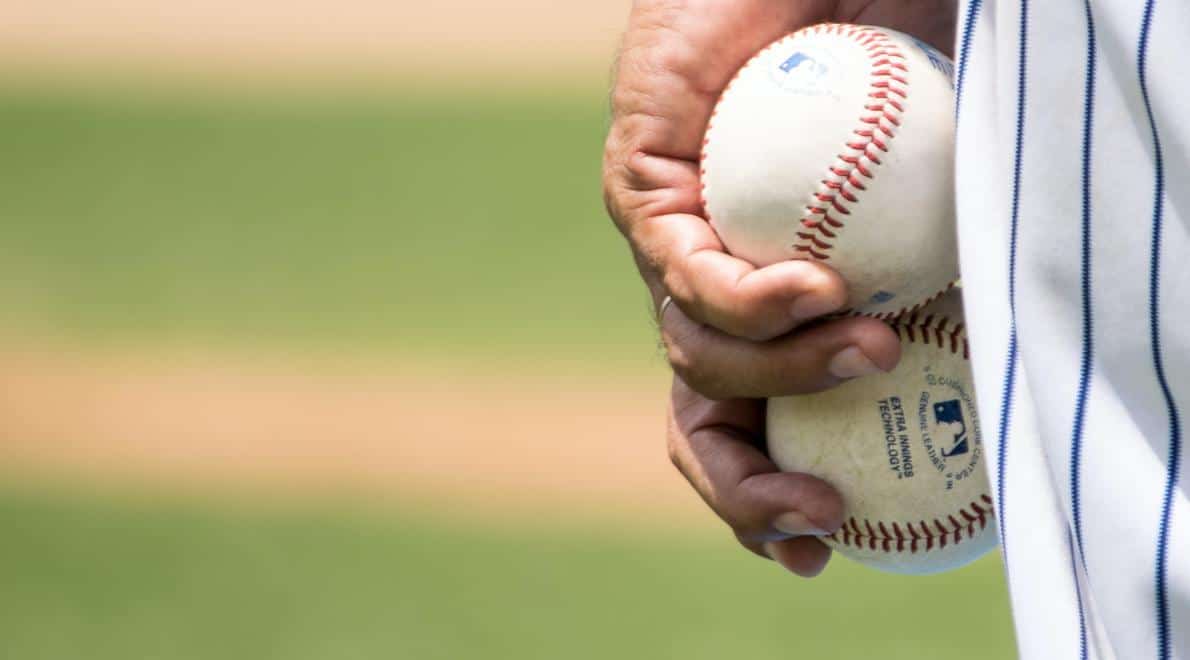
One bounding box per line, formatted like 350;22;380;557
779;52;827;77
770;48;835;95
934;399;969;458
780;52;815;73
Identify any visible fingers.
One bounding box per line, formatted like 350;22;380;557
667;381;845;577
764;537;833;577
735;534;833;578
637;209;849;342
661;304;901;400
607;149;849;343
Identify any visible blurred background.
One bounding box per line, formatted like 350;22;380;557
0;2;1013;658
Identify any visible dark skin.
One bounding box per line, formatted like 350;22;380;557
603;0;957;576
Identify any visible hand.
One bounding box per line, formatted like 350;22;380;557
605;0;956;574
604;0;954;399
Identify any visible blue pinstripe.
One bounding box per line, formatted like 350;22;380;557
1137;2;1183;658
1069;531;1090;660
992;0;1030;562
954;0;983;123
1069;2;1098;656
1070;0;1097;562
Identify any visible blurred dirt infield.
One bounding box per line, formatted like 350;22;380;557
0;1;698;522
0;0;630;85
0;345;704;523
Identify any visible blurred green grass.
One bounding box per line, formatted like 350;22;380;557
0;83;1015;658
0;85;652;360
0;485;1014;660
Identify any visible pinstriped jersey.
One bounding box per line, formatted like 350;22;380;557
954;1;1188;658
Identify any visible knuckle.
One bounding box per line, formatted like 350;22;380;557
665;339;700;384
600;142;638;228
660;269;686;302
665;337;731;400
665;434;682;468
660;277;705;328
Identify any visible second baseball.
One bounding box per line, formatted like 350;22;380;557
767;289;996;574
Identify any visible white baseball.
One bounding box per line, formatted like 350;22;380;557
700;24;959;318
767;288;996;574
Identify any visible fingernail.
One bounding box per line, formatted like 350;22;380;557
791;293;839;325
828;346;882;380
772;511;829;537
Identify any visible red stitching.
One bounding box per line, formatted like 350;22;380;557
884;287;969;357
800;219;838;239
828;498;993;554
795;232;833;250
872;60;909;72
841;281;960;336
795;245;831;260
822;181;859;202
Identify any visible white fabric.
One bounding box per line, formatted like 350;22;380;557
955;1;1189;658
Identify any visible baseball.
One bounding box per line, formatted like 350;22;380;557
767;288;996;574
700;24;959;318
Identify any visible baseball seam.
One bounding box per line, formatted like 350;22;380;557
891;299;970;358
830;495;993;553
794;23;907;267
827;307;988;554
852;281;958;323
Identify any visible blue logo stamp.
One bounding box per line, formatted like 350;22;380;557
779;52;823;75
933;399;969;458
770;48;836;95
917;371;982;490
